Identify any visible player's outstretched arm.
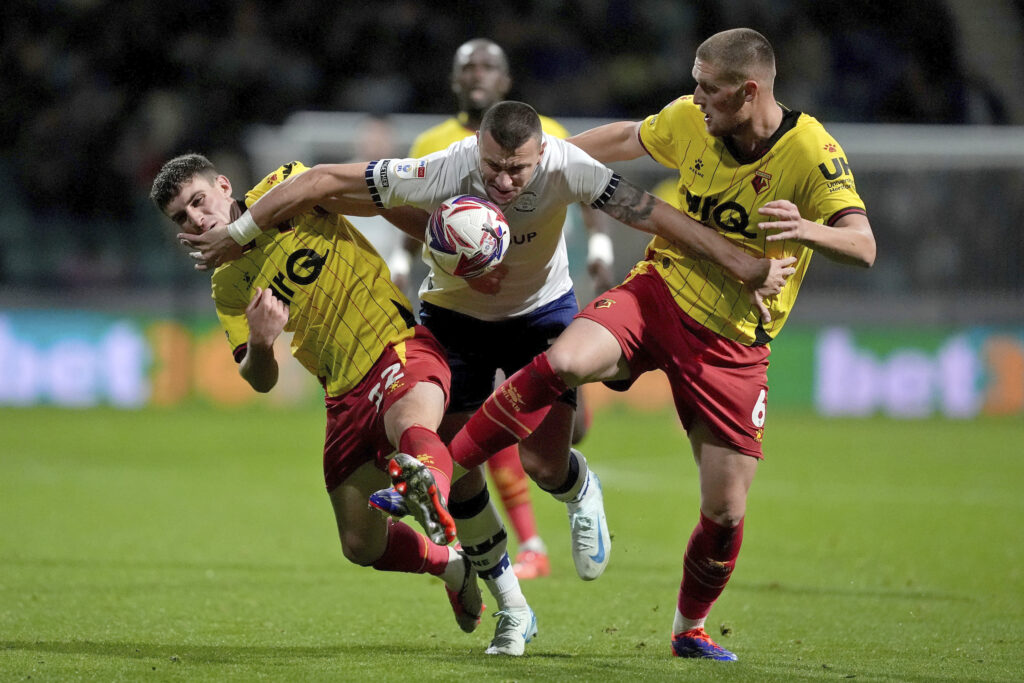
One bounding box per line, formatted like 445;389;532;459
600;177;777;288
758;200;876;268
239;287;288;393
568;121;645;163
180;163;372;270
248;163;370;229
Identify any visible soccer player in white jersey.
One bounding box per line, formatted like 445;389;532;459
180;100;794;652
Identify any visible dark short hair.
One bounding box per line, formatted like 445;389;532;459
150;153;218;212
479;101;542;151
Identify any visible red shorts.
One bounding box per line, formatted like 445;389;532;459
577;270;770;458
322;326;450;491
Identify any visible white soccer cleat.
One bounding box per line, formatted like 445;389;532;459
566;469;611;580
484;605;537;656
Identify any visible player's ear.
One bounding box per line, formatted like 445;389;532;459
741;79;758;103
216;174;232;196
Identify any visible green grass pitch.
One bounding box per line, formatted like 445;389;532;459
1;405;1021;681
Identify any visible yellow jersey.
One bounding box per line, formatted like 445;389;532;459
410;111;570;157
211;162;416;397
637;96;866;346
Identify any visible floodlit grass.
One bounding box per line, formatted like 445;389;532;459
1;405;1022;681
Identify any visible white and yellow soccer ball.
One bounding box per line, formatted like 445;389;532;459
425;195;511;279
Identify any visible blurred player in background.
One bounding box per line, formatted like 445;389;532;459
150;153;532;655
450;28;875;661
405;38;616;581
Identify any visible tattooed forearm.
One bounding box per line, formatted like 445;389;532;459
600;178;657;229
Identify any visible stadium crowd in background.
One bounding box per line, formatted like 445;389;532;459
0;0;1011;289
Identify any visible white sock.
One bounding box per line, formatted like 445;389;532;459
439;545;465;591
456;497;526;610
673;607;706;634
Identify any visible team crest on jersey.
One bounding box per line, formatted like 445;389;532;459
754;428;764;443
385;377;405;395
511;191;538;212
594;298;615;309
751;170;772;195
393;160;427;180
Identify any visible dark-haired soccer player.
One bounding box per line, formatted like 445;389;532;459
406;38;616;582
149;154;525;653
449;28;876;661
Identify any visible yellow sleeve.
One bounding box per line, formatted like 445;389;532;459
639;97;698;170
539;115;570;140
244;161;311;208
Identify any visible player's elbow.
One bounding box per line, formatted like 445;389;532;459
856;239;877;268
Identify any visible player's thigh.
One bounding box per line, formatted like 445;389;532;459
546;317;630;386
383;380;446;446
688;420;759;526
327;460;391;564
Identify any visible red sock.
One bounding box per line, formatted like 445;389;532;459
678;512;744;619
487;446;538;544
371;519;450;575
399;425;454;502
450;353;569;469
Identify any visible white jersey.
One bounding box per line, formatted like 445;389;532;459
366;134;619;320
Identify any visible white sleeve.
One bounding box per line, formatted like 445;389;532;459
365;139;470;211
555;137;619;208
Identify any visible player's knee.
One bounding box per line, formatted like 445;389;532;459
701;503;746;529
543;347;582;387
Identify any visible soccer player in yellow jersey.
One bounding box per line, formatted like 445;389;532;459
406;39;614;582
447;28;876;661
150;153;535;655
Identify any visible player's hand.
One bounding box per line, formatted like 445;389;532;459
757;200;810;242
746;256;797;323
245;287;289;347
587;259;614;294
177;224;243;271
466;263;508;295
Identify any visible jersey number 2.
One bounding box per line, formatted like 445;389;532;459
368;363;405;412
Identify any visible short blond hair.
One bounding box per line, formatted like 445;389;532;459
696;28;775;87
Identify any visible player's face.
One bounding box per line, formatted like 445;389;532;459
164;174;235;235
478;130;544;205
452;46;511;113
691;58;750;138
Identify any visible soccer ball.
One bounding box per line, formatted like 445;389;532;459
425;195;510;279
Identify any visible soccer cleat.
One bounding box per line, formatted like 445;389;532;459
566;468;611;580
368;486;408;518
670;627;738;661
484;606;537;656
512;550;550;580
386;453;458;545
446;550;485;633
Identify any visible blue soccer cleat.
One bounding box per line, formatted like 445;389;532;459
380;453;457;545
670;627;738;661
368;486;408;518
